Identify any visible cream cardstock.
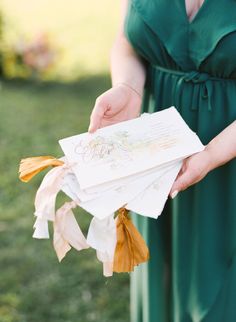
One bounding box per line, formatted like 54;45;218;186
59;107;204;190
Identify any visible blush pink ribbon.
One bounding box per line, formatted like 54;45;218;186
33;162;69;238
53;201;89;261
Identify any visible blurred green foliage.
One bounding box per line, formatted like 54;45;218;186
0;0;119;80
0;76;130;322
0;11;4;76
1;33;57;80
0;9;61;80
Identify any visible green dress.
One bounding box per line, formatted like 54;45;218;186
124;1;236;321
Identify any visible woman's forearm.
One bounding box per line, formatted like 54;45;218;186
110;0;146;96
206;121;236;170
110;35;146;96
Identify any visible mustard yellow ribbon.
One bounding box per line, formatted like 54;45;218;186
113;208;150;273
19;156;64;182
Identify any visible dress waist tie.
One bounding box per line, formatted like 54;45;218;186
152;65;229;111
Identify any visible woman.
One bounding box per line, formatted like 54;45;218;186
89;0;236;321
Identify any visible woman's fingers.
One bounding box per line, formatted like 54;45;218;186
88;85;140;132
170;169;195;195
88;97;108;133
170;150;212;197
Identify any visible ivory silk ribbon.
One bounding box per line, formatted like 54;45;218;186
87;214;117;277
33;163;70;238
31;162;89;261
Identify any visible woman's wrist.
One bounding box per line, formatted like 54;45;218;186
204;141;231;171
204;121;236;171
113;82;143;99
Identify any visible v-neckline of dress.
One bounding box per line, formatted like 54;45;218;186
183;0;208;25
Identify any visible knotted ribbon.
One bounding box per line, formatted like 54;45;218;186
19;156;64;182
87;214;117;277
33;161;70;238
19;156;150;275
113;208;149;273
53;201;89;261
19;156;89;261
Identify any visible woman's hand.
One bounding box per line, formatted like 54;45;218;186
170;120;236;198
88;83;142;132
170;149;213;198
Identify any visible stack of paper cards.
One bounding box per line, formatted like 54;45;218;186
59;107;204;219
19;106;205;275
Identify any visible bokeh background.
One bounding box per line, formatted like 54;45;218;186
0;1;130;321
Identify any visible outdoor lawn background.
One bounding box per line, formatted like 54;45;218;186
0;0;120;79
0;1;130;322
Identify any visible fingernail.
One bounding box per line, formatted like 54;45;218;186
171;190;178;199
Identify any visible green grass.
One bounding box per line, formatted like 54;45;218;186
0;76;129;322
